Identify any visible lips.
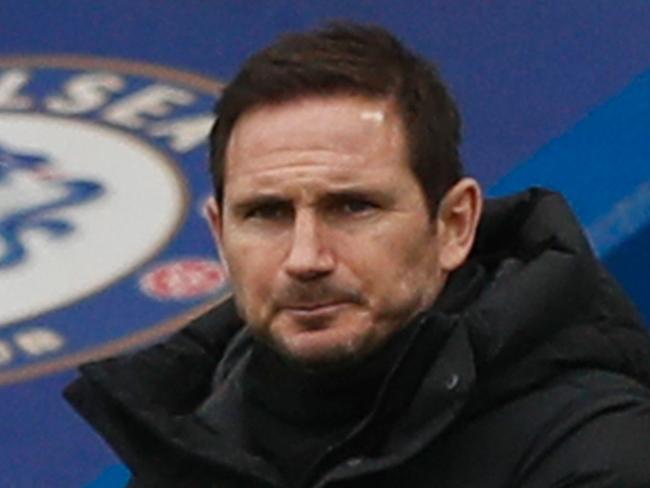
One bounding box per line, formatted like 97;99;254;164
285;301;344;311
281;302;350;319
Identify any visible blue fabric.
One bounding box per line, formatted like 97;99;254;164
85;465;130;488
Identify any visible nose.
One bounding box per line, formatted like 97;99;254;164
283;209;335;281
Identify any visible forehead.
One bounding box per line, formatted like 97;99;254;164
226;95;403;160
224;95;407;180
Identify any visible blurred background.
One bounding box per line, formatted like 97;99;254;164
1;1;649;486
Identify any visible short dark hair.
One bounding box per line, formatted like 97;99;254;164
209;22;463;213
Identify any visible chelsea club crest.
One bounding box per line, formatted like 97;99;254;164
0;56;229;385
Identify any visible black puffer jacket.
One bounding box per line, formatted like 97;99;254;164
65;189;650;487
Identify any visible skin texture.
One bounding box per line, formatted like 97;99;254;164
207;95;482;368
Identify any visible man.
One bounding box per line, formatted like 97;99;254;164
65;23;650;487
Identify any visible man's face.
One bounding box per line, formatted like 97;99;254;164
213;95;449;367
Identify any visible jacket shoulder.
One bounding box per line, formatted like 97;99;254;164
63;299;245;481
514;370;650;487
437;370;650;487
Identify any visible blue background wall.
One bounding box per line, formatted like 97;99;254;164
1;2;649;486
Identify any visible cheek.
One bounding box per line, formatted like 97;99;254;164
222;238;280;321
223;230;277;281
341;225;441;306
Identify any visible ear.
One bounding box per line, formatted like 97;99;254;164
435;178;483;272
204;197;230;274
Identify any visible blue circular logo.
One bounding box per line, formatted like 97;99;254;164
0;56;230;385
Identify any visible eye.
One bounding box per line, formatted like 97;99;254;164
336;198;378;215
245;202;292;221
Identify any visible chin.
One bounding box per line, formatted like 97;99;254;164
272;322;375;371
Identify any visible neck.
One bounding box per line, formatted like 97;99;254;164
244;325;416;427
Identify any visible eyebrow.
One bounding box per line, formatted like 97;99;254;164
319;189;390;205
228;188;393;214
228;195;289;215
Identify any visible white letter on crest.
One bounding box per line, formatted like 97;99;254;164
148;114;215;153
45;72;125;114
0;341;12;365
102;84;195;129
0;69;32;110
14;328;65;356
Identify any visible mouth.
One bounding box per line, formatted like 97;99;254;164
281;302;350;319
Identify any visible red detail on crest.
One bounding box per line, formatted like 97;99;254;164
140;259;226;299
